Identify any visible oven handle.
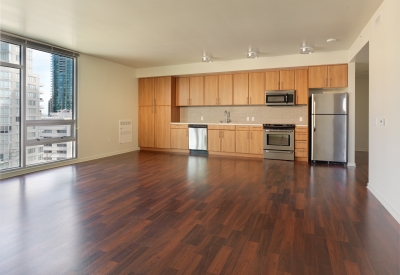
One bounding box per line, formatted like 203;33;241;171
264;150;294;154
264;129;294;133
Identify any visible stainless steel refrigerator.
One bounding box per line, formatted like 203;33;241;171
310;93;348;164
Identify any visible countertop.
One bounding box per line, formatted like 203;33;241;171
171;122;263;126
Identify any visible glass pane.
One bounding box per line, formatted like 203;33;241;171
27;48;74;120
27;125;72;140
0;66;21;170
0;41;20;65
26;141;75;166
268;134;290;146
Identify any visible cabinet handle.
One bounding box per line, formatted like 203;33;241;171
251;132;253;139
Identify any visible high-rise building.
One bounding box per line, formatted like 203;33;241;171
51;55;73;112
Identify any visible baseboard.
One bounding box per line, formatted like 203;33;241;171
347;163;356;167
368;184;400;224
0;148;140;180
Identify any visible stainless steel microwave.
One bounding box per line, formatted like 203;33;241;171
265;90;296;106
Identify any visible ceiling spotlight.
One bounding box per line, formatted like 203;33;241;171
202;55;212;63
247;51;259;59
300;46;314;54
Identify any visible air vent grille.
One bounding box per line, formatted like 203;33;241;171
119;119;132;144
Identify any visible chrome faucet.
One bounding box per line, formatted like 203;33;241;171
224;110;230;123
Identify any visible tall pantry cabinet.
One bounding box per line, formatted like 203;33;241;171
138;77;178;149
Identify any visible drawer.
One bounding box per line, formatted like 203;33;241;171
295;149;308;157
295;133;308;141
171;124;188;129
295;127;308;133
236;126;249;131
295;141;307;149
208;125;236;130
250;126;263;131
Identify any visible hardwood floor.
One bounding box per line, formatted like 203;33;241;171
0;151;398;275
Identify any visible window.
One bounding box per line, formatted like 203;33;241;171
1;39;77;171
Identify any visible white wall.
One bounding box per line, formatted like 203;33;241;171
1;54;139;179
355;77;369;151
348;0;400;223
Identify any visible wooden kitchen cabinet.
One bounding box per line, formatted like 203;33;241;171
248;72;265;105
208;125;236;153
218;74;233;105
204;75;219;105
265;70;295;90
279;70;295;90
295;126;308;162
265;71;280;90
170;124;188;149
176;77;190;106
233;73;249;105
139;76;176;149
235;126;263;154
295;69;309;105
309;64;348;88
189;76;204;105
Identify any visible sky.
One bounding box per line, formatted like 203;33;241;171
31;49;51;115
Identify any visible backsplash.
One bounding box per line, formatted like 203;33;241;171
180;105;308;125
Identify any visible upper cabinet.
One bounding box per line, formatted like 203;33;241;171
218;74;233;105
265;70;294;90
139;78;155;107
176;76;204;106
176;77;190;106
233;73;249;105
139;77;172;107
295;69;308;105
204;75;219;105
309;64;348;88
248;72;265;105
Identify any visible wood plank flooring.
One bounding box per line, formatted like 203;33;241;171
0;151;398;275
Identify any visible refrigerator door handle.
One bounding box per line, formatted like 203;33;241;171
313;100;316;132
313;115;316;132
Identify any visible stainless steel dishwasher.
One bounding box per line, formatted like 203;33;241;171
188;124;208;155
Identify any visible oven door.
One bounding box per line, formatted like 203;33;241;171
264;130;294;151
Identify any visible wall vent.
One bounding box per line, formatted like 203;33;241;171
119;119;132;143
374;13;382;29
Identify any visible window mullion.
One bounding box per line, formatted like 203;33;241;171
21;44;27;168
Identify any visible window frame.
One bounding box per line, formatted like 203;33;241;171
0;34;78;171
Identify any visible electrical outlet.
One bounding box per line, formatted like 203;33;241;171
201;116;203;121
379;118;385;126
252;117;254;121
247;117;249;121
299;117;303;122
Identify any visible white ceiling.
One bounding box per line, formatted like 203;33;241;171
0;0;383;68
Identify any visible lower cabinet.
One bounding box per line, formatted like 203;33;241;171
235;126;263;154
295;126;308;161
139;106;171;148
208;125;236;153
170;124;188;149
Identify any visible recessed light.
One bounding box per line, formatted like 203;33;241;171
327;38;337;43
247;51;259;59
300;46;314;54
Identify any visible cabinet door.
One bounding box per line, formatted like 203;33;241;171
309;66;327;88
208;130;221;152
189;76;204;105
139;78;154;107
154;77;171;106
154;106;171;148
221;130;236;153
280;70;295;90
171;129;188;149
249;130;263;154
204;75;219;106
328;64;348;88
295;69;308;105
235;131;249;153
265;71;280;90
248;72;265;105
176;77;190;106
138;106;154;147
233;73;249;105
218;74;233;105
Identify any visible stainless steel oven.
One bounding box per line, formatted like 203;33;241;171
263;124;295;161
